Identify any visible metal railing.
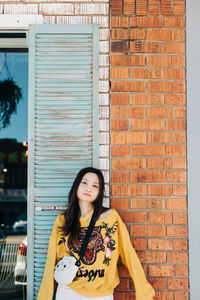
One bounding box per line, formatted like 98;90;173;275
0;242;23;297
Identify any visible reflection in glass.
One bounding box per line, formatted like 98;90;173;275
0;53;23;130
0;52;28;300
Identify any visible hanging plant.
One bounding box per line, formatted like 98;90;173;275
0;53;23;129
0;78;22;129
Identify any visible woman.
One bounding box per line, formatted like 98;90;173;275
37;167;155;300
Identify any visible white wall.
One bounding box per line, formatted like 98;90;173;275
187;1;200;299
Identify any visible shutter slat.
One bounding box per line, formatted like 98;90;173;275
36;54;92;59
36;65;91;70
36;76;92;80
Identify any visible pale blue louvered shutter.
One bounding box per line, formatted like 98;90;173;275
27;24;99;299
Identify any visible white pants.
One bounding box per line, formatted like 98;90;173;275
55;284;113;300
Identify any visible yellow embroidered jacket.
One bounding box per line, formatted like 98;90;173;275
37;209;155;300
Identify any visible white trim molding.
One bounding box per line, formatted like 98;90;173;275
0;14;43;30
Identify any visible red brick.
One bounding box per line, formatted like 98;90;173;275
111;0;122;15
174;292;189;300
147;29;171;41
111;94;128;105
111;29;145;40
173;106;186;118
118;211;147;223
166;198;187;210
173;0;185;15
165;16;185;28
149;212;172;224
117;265;130;277
130;94;164;105
130;67;164;79
147;56;171;67
112;81;146;92
173;239;188;251
171;55;186;66
130;145;165;156
111;55;145;66
130;170;165;183
148;185;173;196
147;55;185;67
136;0;147;15
111;119;129;131
130;41;164;53
171;29;185;41
166;94;186;105
124;0;135;15
130;119;165;131
138;251;166;263
111;145;129;157
111;132;146;144
121;292;135;300
130;198;166;210
167;225;188;237
148;278;166;290
167;171;186;183
147;157;172;169
166;145;186;156
130;16;164;27
132;238;147;250
174;265;188;277
148;0;160;16
161;0;172;15
111;198;129;210
148;265;173;277
111;68;129;79
113;292;122;300
115;278;130;291
148;238;173;250
173;184;187;196
165;68;185;79
173;157;186;169
111;42;129;53
112;171;129;183
147;106;171;118
112;184;147;196
130;224;166;237
111;16;129;28
168;278;188;290
165;41;185;53
167;252;188;263
112;158;146;170
111;107;145;118
172;81;186;93
148;132;171;144
148;81;172;93
154;291;174;300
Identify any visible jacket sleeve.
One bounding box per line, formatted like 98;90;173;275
37;215;58;300
117;212;155;300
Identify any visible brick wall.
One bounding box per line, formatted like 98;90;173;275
110;0;188;299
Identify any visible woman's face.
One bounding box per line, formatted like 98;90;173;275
77;172;100;204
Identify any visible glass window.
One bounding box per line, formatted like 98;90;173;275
0;51;28;300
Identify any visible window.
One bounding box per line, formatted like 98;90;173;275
0;49;28;300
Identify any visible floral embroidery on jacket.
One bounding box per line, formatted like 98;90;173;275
101;221;118;266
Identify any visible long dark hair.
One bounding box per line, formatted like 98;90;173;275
61;167;108;237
